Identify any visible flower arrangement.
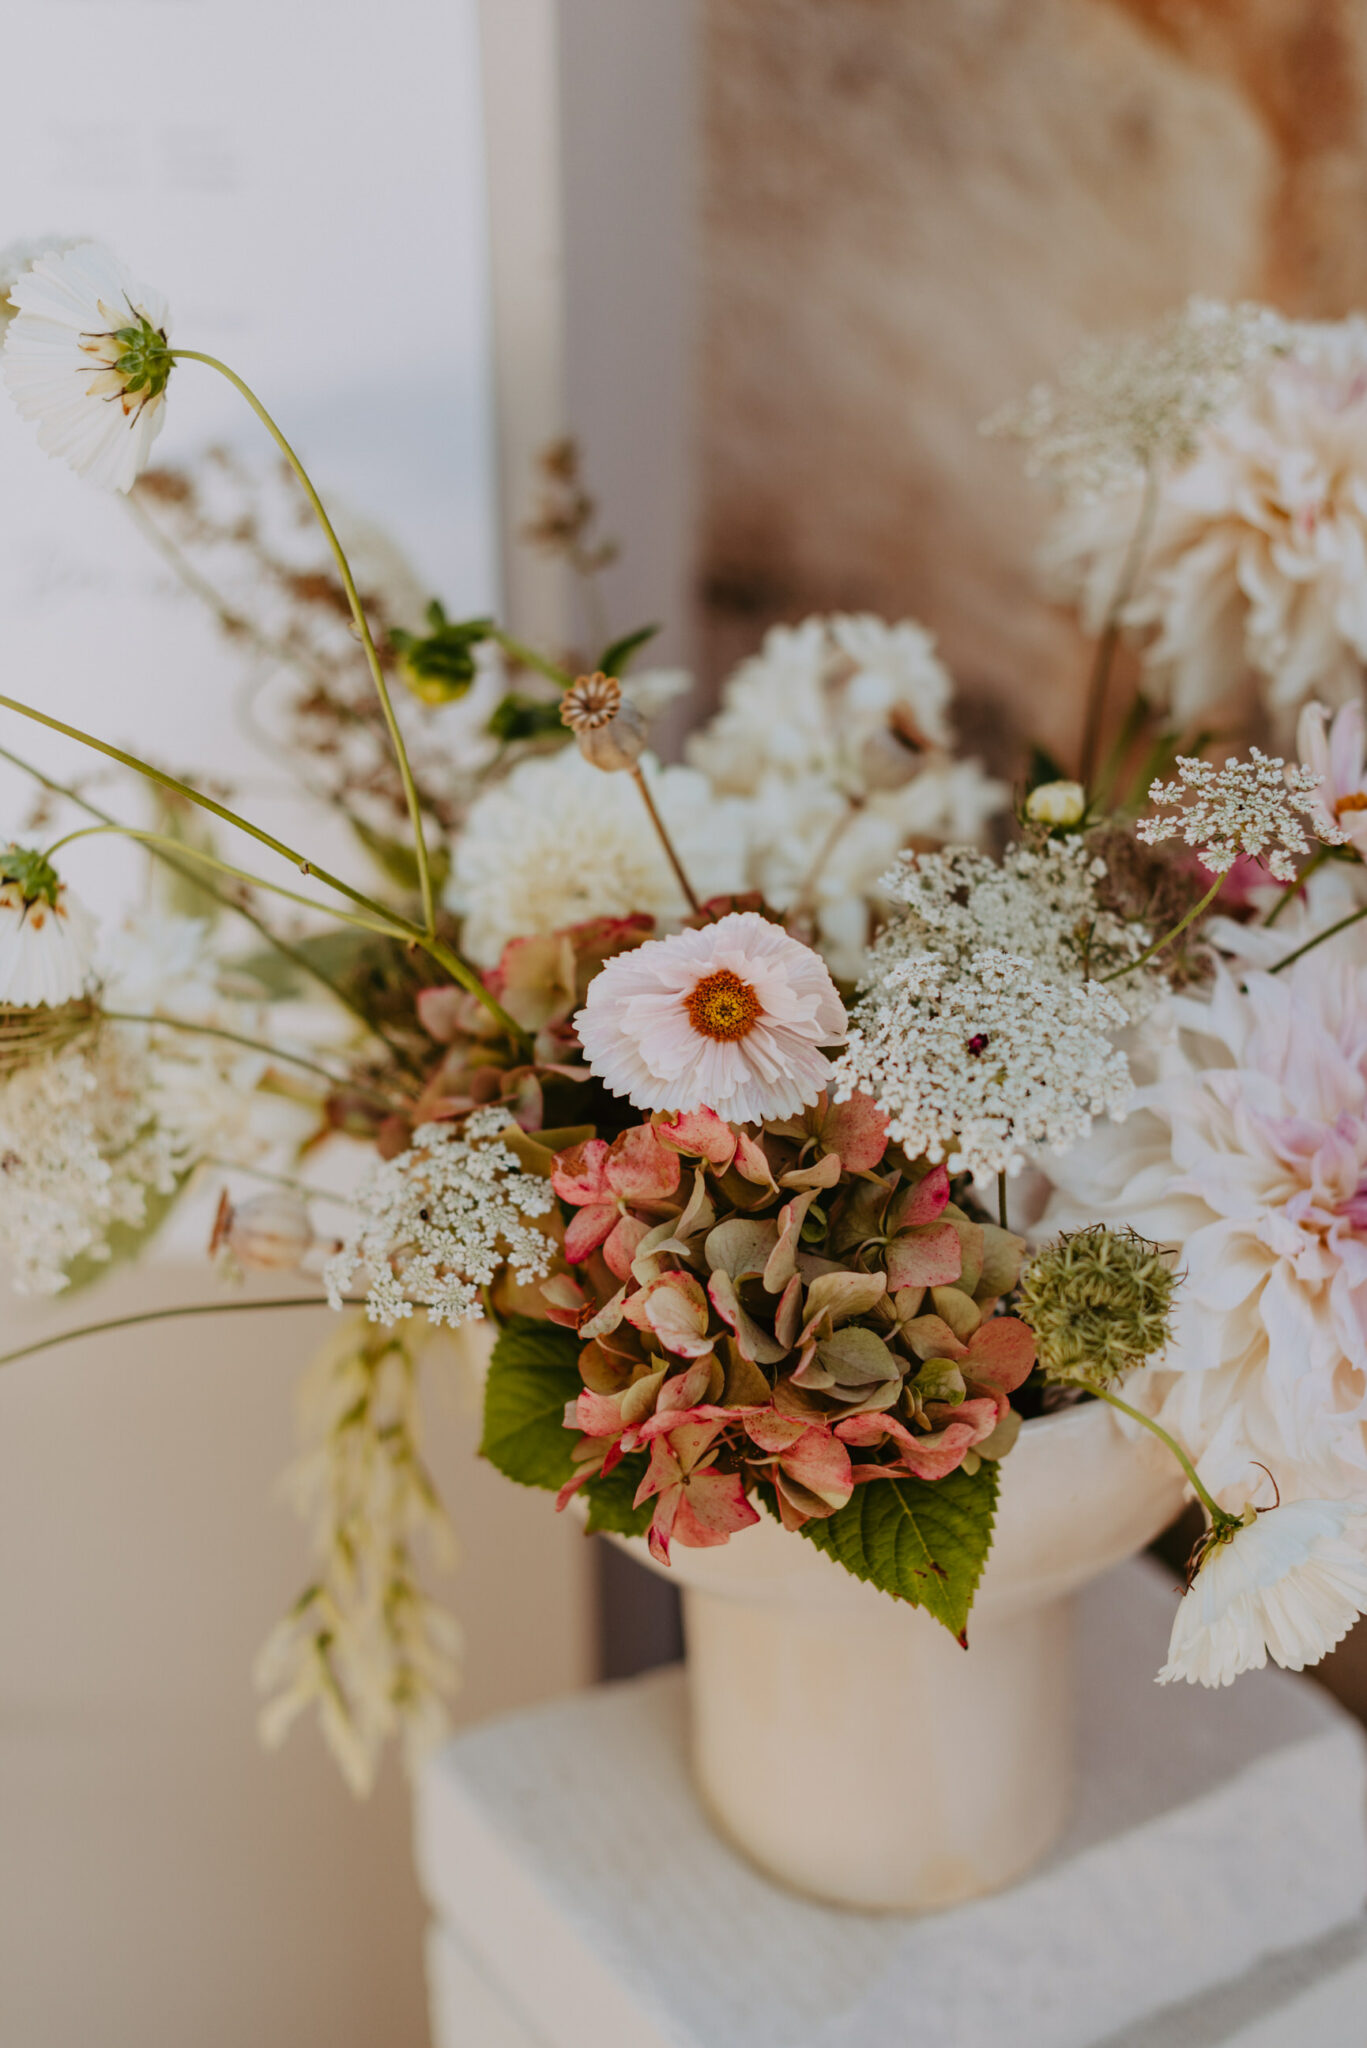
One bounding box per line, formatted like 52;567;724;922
7;244;1367;1795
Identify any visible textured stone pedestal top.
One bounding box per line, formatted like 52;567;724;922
417;1559;1367;2048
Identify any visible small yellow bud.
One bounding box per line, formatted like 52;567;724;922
1026;779;1086;827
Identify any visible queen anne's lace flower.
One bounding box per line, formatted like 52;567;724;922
834;948;1132;1178
1159;1501;1367;1688
448;747;747;966
1136;749;1341;883
1043;317;1367;721
325;1113;555;1326
985;298;1289;498
575;911;847;1124
871;837;1161;1021
3;242;172;490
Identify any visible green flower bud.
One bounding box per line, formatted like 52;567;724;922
390;603;493;706
1020;1224;1177;1388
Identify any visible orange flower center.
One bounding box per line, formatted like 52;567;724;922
1337;792;1367;816
684;968;762;1042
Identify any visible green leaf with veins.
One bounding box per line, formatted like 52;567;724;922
479;1315;583;1491
797;1460;998;1641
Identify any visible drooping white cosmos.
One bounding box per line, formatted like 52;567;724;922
575;910;847;1125
3;242;172;490
1159;1500;1367;1687
0;849;95;1008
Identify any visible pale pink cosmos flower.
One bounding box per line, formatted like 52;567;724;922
574;911;847;1125
1298;698;1367;859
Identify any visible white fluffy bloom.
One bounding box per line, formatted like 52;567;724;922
449;747;747;966
1159;1501;1367;1687
688;614;955;795
1040;943;1367;1507
1044;317;1367;722
0;1028;177;1293
871;837;1161;1022
740;761;1008;982
3;242;171;491
0;862;95;1007
325;1113;555;1327
1136;749;1340;883
1298;698;1367;859
575;910;847;1123
834;947;1132;1178
257;1313;459;1795
0;236;81;327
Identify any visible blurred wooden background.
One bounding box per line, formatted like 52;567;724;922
697;0;1367;770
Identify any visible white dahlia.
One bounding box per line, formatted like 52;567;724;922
0;850;95;1007
575;911;847;1124
1040;937;1367;1506
687;613;955;797
448;747;747;967
3;242;172;490
1045;317;1367;723
1159;1500;1367;1687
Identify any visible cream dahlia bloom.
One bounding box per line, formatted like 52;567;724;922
740;759;1007;981
1046;318;1367;723
1159;1500;1367;1687
575;911;846;1124
3;242;171;490
0;857;95;1007
448;748;747;967
1041;940;1367;1506
687;613;954;796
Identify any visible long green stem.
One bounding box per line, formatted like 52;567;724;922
170;350;438;938
0;693;530;1050
42;825;409;941
1079;464;1160;790
630;766;701;915
1088;1383;1234;1528
0;740;416;1060
1264;844;1330;927
490;627;574;689
1268;901;1367;976
101;1010;400;1108
1100;872;1224;983
0;1294;346;1374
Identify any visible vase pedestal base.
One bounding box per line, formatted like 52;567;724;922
417;1558;1367;2048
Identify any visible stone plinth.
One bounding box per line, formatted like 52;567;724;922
417;1559;1367;2048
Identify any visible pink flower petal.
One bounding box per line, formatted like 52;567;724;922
563;1202;620;1263
657;1107;738;1169
885;1222;963;1292
962;1315;1037;1394
606;1122;682;1203
552;1138;612;1206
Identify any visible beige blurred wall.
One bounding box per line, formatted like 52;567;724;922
0;1265;593;2048
697;0;1367;769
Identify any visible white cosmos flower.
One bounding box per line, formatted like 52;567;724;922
1159;1500;1367;1687
575;910;847;1124
3;242;172;491
0;854;95;1007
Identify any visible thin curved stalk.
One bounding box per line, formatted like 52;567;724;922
43;825;410;941
491;626;574;689
0;739;419;1064
0;692;531;1050
101;1010;401;1108
1078;463;1160;790
1099;873;1224;983
1089;1384;1235;1529
170;350;437;938
0;1294;349;1374
1268;901;1367;976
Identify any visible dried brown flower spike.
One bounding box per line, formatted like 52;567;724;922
560;670;646;772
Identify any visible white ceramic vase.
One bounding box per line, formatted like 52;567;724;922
613;1400;1188;1912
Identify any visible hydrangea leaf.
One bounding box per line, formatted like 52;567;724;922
479;1315;583;1491
582;1453;655;1537
796;1461;999;1641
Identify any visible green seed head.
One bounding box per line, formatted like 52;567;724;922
1020;1224;1177;1389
